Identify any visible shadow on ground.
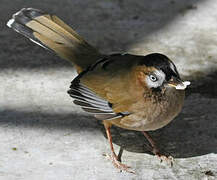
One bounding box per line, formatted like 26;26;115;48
0;110;98;131
186;71;217;98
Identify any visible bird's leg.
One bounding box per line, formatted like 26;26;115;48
103;121;134;173
142;131;173;166
117;146;124;162
142;131;159;154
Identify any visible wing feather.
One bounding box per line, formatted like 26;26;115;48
68;76;130;120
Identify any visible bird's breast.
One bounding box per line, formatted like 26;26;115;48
110;88;185;131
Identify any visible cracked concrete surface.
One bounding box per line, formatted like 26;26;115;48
0;0;217;179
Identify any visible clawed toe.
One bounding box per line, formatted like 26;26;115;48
156;154;174;166
104;153;135;174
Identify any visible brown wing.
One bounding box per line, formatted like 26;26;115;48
70;54;144;115
68;65;130;120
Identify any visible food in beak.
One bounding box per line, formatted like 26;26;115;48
175;81;191;90
167;78;191;90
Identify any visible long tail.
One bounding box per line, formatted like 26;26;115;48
7;8;102;72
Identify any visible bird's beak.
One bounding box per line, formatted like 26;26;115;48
165;77;190;90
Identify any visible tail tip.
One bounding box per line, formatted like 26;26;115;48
7;8;44;28
7;8;26;28
7;18;14;28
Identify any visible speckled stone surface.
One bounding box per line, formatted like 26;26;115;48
0;0;217;179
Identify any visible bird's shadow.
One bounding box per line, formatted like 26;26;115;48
99;71;217;158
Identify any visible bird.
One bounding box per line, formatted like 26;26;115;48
7;8;190;173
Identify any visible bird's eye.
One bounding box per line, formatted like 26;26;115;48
149;74;158;82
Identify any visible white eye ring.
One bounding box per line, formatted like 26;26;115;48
149;74;158;82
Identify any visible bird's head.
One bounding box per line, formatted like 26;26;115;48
136;53;190;91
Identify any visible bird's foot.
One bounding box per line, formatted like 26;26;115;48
155;152;174;167
142;131;174;167
103;153;135;174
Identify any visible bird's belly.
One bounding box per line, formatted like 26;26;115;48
110;90;185;131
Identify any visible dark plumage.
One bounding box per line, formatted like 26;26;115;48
138;53;180;80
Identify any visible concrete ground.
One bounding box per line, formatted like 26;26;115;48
0;0;217;179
